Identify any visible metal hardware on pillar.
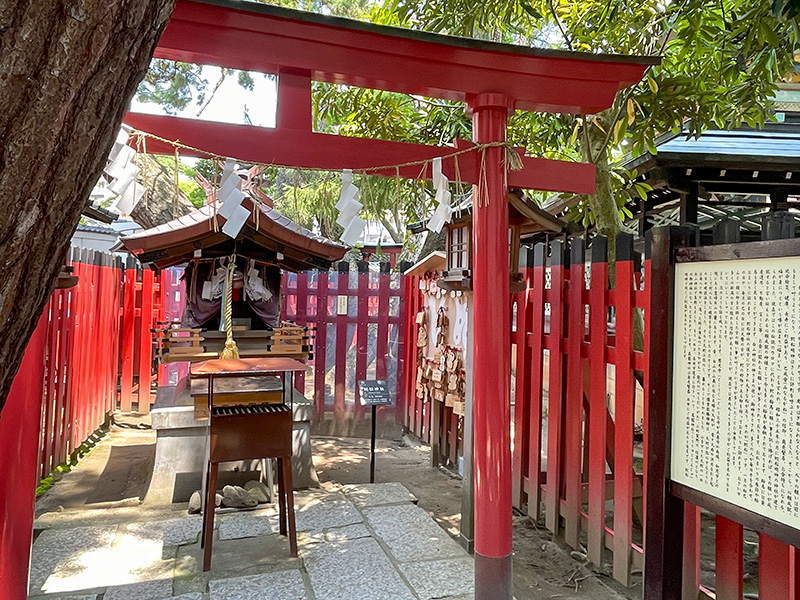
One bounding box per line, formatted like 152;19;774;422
467;92;514;600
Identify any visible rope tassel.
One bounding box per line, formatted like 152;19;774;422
219;255;240;360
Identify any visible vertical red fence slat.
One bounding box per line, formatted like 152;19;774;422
544;240;566;534
71;251;87;449
313;271;329;421
612;233;635;585
138;268;155;412
157;269;171;387
396;272;407;423
295;271;308;393
525;244;546;520
587;237;609;566
354;265;369;420
564;238;585;549
511;248;532;509
120;263;136;412
375;267;390;382
40;298;59;479
682;503;701;600
715;516;743;600
375;265;391;422
333;265;348;423
759;534;796;600
54;286;71;467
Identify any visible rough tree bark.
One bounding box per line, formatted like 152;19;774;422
130;153;194;229
581;111;645;352
0;0;176;415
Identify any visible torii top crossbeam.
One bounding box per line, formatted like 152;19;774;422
125;0;658;195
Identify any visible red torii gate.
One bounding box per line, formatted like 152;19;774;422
125;1;656;597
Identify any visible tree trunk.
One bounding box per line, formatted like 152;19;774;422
130;154;195;229
581;113;646;354
0;0;175;415
581;112;625;287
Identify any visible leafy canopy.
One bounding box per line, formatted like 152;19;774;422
135;0;799;235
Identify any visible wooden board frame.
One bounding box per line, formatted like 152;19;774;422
670;236;800;549
644;229;800;600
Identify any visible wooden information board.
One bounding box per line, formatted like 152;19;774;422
671;253;800;532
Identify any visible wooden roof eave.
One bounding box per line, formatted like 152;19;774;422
509;191;566;232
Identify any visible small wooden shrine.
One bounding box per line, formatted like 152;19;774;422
410;190;567;293
119;195;347;361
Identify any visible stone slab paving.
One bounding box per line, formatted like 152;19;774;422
398;557;475;600
362;503;468;562
125;517;202;547
29;595;99;600
293;491;362;532
208;570;309;600
30;483;474;599
324;523;371;542
218;508;277;540
303;537;416;600
103;578;174;600
341;482;418;507
30;525;118;594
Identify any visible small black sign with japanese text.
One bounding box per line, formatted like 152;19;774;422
358;380;393;406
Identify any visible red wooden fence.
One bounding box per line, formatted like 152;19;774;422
119;263;183;413
281;262;407;434
38;248;123;480
511;232;800;598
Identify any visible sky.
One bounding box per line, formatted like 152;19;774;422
130;66;279;129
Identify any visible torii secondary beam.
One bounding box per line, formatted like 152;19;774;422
124;111;597;195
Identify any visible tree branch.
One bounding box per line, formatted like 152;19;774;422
548;0;574;51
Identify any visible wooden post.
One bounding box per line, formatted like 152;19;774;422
643;226;693;600
564;238;585;549
333;262;348;426
714;516;743;600
313;269;328;421
587;236;609;566
613;233;635;585
680;181;698;226
545;240;566;535
526;243;546;521
511;246;533;510
758;534;795;600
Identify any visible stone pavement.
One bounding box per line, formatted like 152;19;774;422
29;482;474;600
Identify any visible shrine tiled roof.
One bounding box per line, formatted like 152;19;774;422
119;198;346;271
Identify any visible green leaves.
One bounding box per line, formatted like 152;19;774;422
137;60;207;115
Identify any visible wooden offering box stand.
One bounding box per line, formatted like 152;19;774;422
190;357;309;571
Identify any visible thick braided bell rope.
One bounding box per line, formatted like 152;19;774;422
219;255;240;360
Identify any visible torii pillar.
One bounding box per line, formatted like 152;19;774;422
468;93;514;599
